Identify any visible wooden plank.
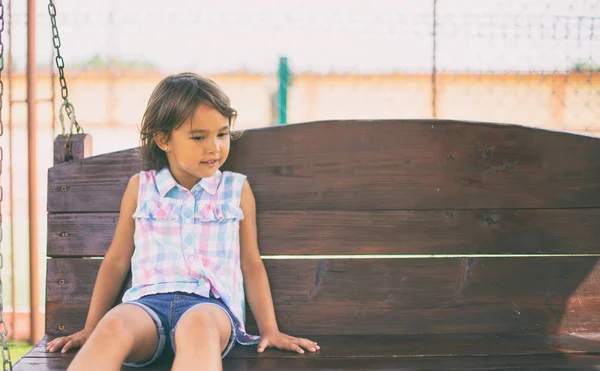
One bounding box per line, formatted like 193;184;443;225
14;355;171;371
13;336;600;371
48;148;142;213
47;209;600;257
48;120;600;213
257;209;600;255
224;355;600;370
47;213;117;257
17;335;600;371
14;354;600;371
53;134;93;165
27;334;600;359
45;257;600;337
223;355;600;370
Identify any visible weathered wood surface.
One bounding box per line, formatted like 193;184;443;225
28;334;600;359
15;355;600;371
48;147;141;213
35;120;600;371
45;257;600;336
14;334;600;371
47;209;600;257
48;120;600;213
53;134;93;165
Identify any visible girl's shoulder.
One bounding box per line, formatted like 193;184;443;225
219;170;248;189
134;170;163;203
138;169;158;183
216;171;248;202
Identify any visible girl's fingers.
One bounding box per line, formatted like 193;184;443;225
257;339;270;353
62;340;74;353
47;338;63;352
299;338;318;352
261;334;321;354
290;343;305;354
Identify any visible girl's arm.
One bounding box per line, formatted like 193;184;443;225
47;174;139;353
83;174;139;328
239;180;319;354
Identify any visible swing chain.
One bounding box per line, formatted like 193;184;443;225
0;0;13;369
48;0;83;146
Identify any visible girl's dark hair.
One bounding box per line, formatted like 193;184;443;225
139;72;238;171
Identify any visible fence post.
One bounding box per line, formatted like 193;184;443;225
278;56;290;124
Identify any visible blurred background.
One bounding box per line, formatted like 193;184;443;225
1;0;599;359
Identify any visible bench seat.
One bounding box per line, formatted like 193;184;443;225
15;333;600;370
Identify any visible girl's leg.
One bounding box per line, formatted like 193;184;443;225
171;304;233;371
67;304;159;371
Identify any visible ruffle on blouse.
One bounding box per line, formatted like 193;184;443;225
194;203;245;222
133;200;244;223
133;200;181;220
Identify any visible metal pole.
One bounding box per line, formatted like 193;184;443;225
27;0;41;344
6;0;15;339
431;0;438;118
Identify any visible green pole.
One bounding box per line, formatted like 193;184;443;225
277;56;289;124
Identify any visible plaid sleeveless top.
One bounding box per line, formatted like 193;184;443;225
122;167;259;344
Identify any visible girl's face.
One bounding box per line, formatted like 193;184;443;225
155;104;231;190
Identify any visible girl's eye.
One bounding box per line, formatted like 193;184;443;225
192;132;228;141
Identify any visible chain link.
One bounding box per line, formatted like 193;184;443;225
0;0;13;369
48;0;84;162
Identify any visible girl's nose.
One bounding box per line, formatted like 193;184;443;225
208;139;220;153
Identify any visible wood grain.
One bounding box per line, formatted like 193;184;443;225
53;134;93;166
15;355;600;371
48;120;600;213
47;209;600;257
33;120;600;371
45;257;600;337
15;335;600;371
28;334;600;359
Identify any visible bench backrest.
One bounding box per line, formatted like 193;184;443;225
46;120;600;337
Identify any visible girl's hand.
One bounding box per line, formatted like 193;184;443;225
257;330;320;354
46;327;94;353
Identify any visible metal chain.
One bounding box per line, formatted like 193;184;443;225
48;0;84;162
0;0;13;370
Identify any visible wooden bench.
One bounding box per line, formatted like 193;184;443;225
14;119;600;370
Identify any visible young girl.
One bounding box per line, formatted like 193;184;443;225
46;72;319;370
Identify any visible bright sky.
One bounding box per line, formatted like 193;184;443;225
8;0;600;73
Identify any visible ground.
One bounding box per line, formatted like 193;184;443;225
8;341;32;363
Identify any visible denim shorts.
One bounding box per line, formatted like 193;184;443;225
119;291;238;368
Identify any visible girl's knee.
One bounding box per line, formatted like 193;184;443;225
177;309;220;337
95;305;150;342
91;305;160;363
96;313;134;339
174;306;231;348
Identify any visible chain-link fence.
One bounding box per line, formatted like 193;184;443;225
7;0;598;134
0;0;599;342
434;1;599;135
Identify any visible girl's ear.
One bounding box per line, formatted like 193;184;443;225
153;132;169;152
